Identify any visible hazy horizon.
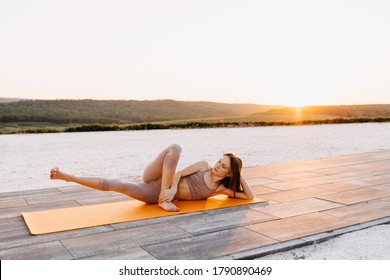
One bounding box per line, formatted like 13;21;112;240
1;96;390;107
1;0;390;107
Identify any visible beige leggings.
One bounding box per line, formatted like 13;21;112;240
98;144;182;204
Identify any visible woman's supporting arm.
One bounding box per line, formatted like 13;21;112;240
238;176;255;200
158;161;209;203
158;172;180;202
214;175;255;200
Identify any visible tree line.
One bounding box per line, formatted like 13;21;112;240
0;99;272;124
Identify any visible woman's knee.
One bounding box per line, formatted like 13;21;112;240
98;178;110;191
163;144;182;170
168;144;182;156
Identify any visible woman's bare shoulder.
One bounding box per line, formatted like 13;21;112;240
178;161;211;176
199;160;212;170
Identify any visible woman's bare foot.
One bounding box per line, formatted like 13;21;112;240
50;167;72;182
158;201;180;212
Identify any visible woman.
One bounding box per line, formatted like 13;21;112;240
50;144;254;212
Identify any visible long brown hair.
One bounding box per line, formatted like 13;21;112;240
220;152;243;197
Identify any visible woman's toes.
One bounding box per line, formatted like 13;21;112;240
50;167;64;180
171;204;180;212
50;168;57;179
168;202;179;212
159;202;180;212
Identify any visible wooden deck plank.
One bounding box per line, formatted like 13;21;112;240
0;224;114;251
322;200;390;223
380;196;390;202
0;198;28;209
61;223;192;259
259;157;363;173
252;198;343;218
25;190;112;205
316;188;390;205
109;212;204;231
0;241;73;260
358;174;390;186
245;212;357;242
242;167;278;179
315;182;364;192
0;188;62;201
75;194;131;206
172;209;277;235
369;183;390;192
260;177;332;190
250;185;280;195
0;216;27;233
324;169;389;183
261;171;324;182
265;170;390;191
0;200;81;219
246;177;281;186
58;185;99;193
142;227;277;260
80;247;157;260
260;187;335;203
310;162;376;175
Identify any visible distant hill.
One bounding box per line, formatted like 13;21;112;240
0;99;278;124
0;98;25;103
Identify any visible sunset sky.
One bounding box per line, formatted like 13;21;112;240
1;0;389;106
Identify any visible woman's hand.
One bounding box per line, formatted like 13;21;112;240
158;188;177;203
239;176;255;200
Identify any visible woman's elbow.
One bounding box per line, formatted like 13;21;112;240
236;192;254;200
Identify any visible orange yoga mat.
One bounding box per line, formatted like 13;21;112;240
22;195;267;235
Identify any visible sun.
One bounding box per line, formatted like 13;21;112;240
267;90;326;108
279;97;314;120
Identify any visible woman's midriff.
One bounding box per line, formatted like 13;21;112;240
177;178;192;200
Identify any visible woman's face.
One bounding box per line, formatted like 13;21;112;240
212;155;231;178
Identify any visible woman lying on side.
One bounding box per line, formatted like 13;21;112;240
50;144;254;212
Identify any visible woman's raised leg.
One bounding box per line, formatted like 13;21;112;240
50;144;183;212
50;167;161;204
50;167;103;190
143;144;182;211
